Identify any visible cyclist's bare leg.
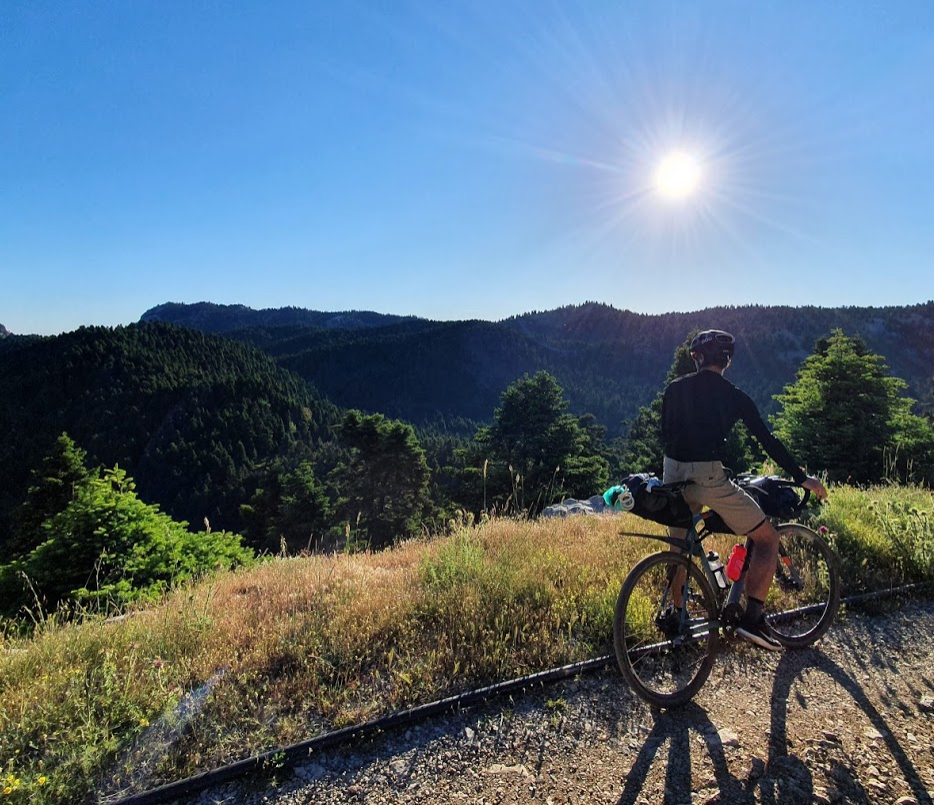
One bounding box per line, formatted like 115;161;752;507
743;519;781;601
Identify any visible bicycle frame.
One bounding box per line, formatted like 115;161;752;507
633;511;733;641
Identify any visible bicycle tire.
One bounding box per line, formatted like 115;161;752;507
613;552;720;708
766;523;841;649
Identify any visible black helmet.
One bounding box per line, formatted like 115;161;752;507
690;329;735;367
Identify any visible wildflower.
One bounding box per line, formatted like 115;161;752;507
37;776;47;786
139;718;150;727
2;786;11;796
818;526;829;534
152;658;164;669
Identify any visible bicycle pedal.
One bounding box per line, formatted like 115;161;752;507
721;602;744;627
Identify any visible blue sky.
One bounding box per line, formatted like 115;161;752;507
2;1;934;335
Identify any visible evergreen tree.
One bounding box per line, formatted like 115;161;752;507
462;372;609;514
5;433;91;561
773;330;934;484
0;463;252;616
241;460;332;553
329;410;432;548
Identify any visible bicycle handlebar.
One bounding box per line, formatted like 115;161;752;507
763;477;813;513
797;487;812;511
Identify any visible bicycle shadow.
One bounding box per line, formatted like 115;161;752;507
616;702;756;805
760;647;933;805
616;646;932;805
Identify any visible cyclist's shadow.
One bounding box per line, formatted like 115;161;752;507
760;647;933;805
616;701;756;805
617;646;932;805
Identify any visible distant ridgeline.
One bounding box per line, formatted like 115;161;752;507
141;300;934;432
140;302;418;333
0;322;342;545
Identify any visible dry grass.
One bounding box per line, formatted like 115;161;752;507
1;513;659;804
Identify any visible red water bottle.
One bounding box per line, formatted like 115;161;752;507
726;544;747;582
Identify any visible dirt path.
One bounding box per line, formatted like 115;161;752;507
187;601;934;805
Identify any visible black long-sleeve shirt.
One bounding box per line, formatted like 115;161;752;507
661;370;807;484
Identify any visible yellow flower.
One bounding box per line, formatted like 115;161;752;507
37;776;48;786
2;786;11;796
139;718;150;727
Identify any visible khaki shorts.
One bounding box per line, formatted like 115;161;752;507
663;457;767;535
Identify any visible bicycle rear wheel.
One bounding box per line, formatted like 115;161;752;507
766;523;841;648
614;552;720;708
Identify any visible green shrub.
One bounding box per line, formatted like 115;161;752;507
813;483;934;592
1;466;253;617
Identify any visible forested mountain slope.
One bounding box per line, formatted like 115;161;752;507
143;300;934;433
509;301;934;415
221;318;662;433
0;323;342;546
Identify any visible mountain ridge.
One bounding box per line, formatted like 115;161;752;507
141;300;934;432
140;302;419;333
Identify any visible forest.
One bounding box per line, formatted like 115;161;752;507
143;299;934;429
1;301;933;616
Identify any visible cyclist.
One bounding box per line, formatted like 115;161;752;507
661;329;828;651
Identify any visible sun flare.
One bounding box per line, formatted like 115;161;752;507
654;151;702;200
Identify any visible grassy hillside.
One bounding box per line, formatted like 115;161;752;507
2;482;931;804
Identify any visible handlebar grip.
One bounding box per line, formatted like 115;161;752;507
796;487;811;511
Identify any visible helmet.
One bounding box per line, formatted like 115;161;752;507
690;329;735;367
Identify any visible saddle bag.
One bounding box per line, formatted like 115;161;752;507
605;473;694;527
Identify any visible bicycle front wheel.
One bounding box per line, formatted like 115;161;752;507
613;552;720;708
766;523;841;649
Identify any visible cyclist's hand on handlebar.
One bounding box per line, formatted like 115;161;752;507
801;476;828;502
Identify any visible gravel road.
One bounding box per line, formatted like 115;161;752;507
184;601;934;805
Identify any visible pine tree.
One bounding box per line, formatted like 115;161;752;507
330;411;432;548
6;433;91;561
463;372;609;514
772;330;934;483
0;463;252;616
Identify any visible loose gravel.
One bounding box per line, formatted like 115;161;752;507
178;601;934;805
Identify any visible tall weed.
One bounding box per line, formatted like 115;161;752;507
812;483;934;592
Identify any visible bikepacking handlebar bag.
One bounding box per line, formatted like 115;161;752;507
605;473;694;527
737;475;801;519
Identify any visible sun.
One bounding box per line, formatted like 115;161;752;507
654;151;702;200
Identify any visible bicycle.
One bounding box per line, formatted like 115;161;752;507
612;477;841;708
